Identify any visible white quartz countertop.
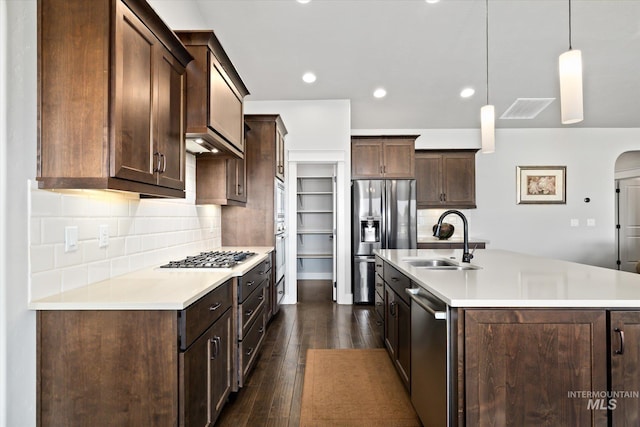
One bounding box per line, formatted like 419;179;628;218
376;248;640;308
28;247;274;311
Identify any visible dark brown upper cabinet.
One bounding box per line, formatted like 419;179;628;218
175;31;249;158
37;0;193;198
415;150;478;209
351;136;417;179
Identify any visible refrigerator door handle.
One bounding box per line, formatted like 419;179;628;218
382;181;388;249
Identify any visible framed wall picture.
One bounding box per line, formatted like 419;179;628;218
516;166;566;204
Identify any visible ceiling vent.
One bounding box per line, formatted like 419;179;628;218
500;98;555;120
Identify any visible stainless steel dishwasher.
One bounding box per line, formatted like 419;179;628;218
406;287;449;427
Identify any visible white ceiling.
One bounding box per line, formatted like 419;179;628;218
161;0;640;130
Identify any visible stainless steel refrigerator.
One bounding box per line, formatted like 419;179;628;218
352;180;417;304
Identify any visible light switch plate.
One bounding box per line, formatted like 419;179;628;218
99;224;109;248
65;226;78;252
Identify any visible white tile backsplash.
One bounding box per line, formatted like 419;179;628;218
29;154;223;300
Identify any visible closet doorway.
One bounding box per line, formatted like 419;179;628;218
296;163;337;302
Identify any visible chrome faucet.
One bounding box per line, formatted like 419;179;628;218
434;210;473;263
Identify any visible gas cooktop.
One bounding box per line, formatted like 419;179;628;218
159;250;256;269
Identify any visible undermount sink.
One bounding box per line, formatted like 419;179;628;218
402;258;481;271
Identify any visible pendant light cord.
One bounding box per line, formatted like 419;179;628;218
485;0;489;105
568;0;573;50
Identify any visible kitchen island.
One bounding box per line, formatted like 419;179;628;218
375;248;640;427
31;246;273;427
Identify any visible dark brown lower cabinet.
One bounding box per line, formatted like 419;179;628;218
610;310;640;425
384;284;410;390
37;280;233;427
180;308;232;426
464;309;608;427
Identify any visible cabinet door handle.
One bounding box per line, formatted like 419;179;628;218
615;328;625;355
210;336;220;360
390;301;396;316
278;165;284;174
443;193;446;202
160;153;166;173
380;166;383;174
209;302;222;311
154;152;161;172
238;183;243;195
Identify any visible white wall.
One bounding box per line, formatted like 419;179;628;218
0;1;8;424
3;1;37;424
472;128;639;268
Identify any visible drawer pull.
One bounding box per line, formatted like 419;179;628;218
391;277;399;282
376;264;383;268
245;309;254;317
278;290;284;295
259;326;265;334
209;302;222;311
258;270;265;275
258;295;264;301
246;347;254;357
247;280;255;287
615;328;625;355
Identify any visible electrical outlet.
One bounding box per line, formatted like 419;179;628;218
587;218;596;227
99;224;109;248
65;226;78;252
570;219;580;227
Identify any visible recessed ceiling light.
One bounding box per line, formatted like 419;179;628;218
373;88;387;98
426;0;440;4
297;0;311;4
460;87;475;98
302;72;317;83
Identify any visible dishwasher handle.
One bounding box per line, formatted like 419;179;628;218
406;288;447;320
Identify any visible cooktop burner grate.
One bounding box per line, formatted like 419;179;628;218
159;250;256;269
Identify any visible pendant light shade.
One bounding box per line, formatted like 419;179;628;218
481;0;495;154
481;104;495;153
559;49;583;124
558;0;583;124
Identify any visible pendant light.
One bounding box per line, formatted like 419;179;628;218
481;0;495;153
559;0;583;124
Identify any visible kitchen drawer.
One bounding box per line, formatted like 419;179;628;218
238;278;267;339
384;263;411;304
238;305;266;386
374;288;384;320
179;279;232;350
375;255;384;278
238;258;271;302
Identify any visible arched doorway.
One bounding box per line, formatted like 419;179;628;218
615;151;640;272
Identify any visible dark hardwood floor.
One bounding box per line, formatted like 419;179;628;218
215;280;384;426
